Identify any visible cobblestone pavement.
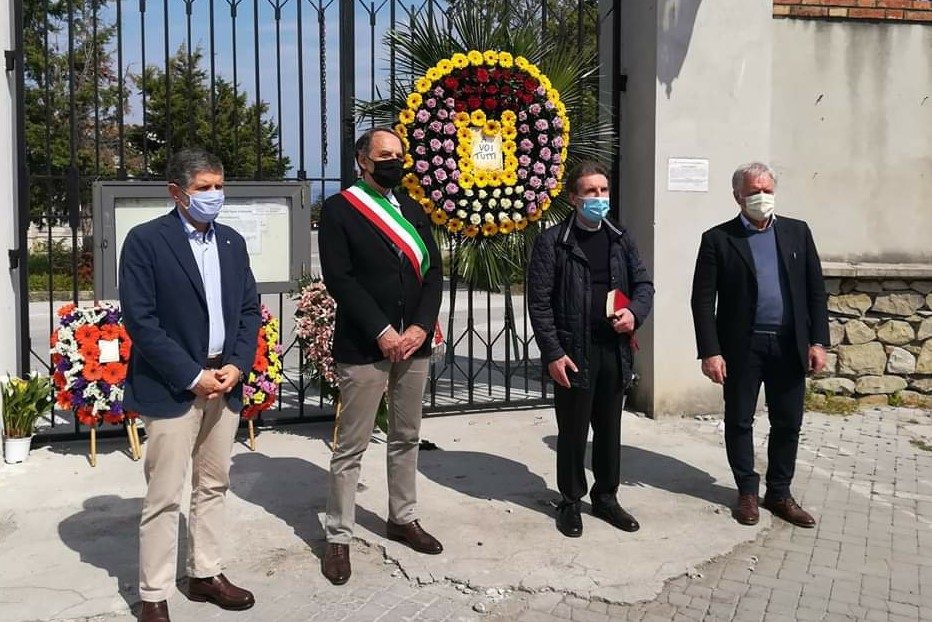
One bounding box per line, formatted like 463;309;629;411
491;408;932;621
29;407;932;622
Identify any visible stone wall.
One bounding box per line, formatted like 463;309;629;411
812;267;932;409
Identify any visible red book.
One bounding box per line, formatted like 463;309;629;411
606;289;639;352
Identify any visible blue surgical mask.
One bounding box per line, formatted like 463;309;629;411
579;197;611;222
182;189;225;223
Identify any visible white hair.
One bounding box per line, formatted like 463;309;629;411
731;162;776;194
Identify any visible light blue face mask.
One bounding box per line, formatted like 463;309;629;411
579;196;611;222
182;189;225;223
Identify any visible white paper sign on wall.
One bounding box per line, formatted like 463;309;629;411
668;158;710;192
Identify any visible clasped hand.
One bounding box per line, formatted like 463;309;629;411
610;308;635;334
378;325;427;363
192;364;241;400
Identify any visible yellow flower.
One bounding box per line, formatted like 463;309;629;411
254;391;266;403
431;209;448;225
458;159;474;173
464;224;480;238
457;127;473;143
454;111;471;127
504;155;518;170
539;75;551;90
415;77;431;93
498;218;515;234
498;51;513;68
426;67;441;82
515;56;529;70
474;170;489;188
395;124;408;138
419;198;434;213
467;50;484;66
456;144;472;159
515;218;529;231
487;170;503;186
502;139;517;154
546;88;560;103
527;65;541;79
436;59;453;74
540;199;551;211
528;209;542;222
501;170;518;186
502;125;517;141
470;109;487;127
459;173;475;190
561;147;568;161
483;50;499;65
409;185;425;201
402;173;419;189
483;120;502;137
403;154;413;168
553;182;564;195
406;92;423;110
501;110;516;125
451;52;469;68
447;218;464;233
481;222;499;237
399;108;415;124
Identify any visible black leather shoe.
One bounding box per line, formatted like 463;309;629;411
386;520;443;555
592;501;640;532
322;543;351;585
137;600;170;622
186;574;255;610
556;501;583;537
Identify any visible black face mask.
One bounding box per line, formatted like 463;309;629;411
370;158;405;188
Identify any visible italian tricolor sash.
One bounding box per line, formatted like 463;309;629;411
341;181;430;281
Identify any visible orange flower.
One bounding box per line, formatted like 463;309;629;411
56;391;73;409
119;340;132;360
463;225;480;238
84;360;104;381
254;353;269;373
101;363;126;385
75;324;101;345
79;340;100;361
50;332;58;348
57;303;77;318
100;324;122;340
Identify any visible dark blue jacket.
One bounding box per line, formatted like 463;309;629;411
118;209;260;418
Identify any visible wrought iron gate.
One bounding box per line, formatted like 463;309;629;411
11;0;615;440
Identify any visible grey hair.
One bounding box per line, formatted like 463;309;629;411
166;147;224;189
731;162;776;194
354;126;403;161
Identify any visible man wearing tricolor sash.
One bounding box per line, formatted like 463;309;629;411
319;127;443;585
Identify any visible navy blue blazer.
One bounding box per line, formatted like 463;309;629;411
118;208;261;418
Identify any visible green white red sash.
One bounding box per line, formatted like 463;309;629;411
341;180;430;281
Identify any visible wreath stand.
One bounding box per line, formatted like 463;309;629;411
85;417;142;467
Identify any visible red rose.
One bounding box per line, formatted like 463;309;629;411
454;100;467;112
521;92;534;105
501;85;512;96
483;97;497;112
523;77;539;91
476;68;490;83
467;95;482;110
444;76;459;90
486;84;499;95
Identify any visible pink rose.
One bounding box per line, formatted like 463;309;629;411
545;177;557;189
443;199;456;212
443;141;455;154
443;123;457;136
529;103;541;115
429;138;442;151
518;155;531;167
416;109;430;123
519;124;530;134
434;169;448;182
444;97;456;108
432;155;444;166
518;111;528;122
535;119;549;131
429;120;443;133
537;134;549;146
524;190;536;201
519;139;534;152
415;145;427;155
533;162;546;175
415;160;430;173
425;98;437;109
446;182;459;194
529;176;542;189
437;109;449;120
422;175;433;186
413;128;426;140
445;157;457;169
518;169;529;180
430;189;443;201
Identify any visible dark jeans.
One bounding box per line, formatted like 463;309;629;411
553;339;627;505
723;332;805;501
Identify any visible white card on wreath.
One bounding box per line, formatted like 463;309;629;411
98;339;120;364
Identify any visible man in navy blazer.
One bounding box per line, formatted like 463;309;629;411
119;147;260;622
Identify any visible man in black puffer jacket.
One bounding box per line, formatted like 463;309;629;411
528;160;654;538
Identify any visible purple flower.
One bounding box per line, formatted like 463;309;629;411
412;128;426;140
415;160;430;173
434;169;448;182
443;123;457;136
550;163;562;175
433;86;445;97
429;138;442;151
518;111;528;122
524;190;536;201
537;134;549;146
536;86;546;97
437;108;449;120
446;182;459;195
416;109;430;123
445;157;457;170
519;139;534;152
535;119;550;131
450;170;461;181
529;176;542;189
538;192;549;203
553;136;564;148
429;120;443;133
430;189;443;201
415;145;427;155
553;118;564;130
518;155;531;167
545;177;558;189
518;123;530;134
425;98;437;109
422;175;433;186
432;155;444;167
529;103;542;116
518;168;529;180
527;204;538;214
545;100;555;110
533;162;546;175
443;199;456;212
540;147;552;161
443;140;455;154
444;97;456;108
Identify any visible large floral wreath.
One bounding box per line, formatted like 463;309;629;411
241;304;284;420
50;302;135;426
397;50;570;239
294;277;338;398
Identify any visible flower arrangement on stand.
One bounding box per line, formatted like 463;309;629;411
240;304;284;451
359;6;614;290
50;302;140;466
1;373;53;464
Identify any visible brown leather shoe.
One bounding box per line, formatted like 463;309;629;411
186;574;255;610
322;543;351;585
386;519;443;555
137;600;170;622
734;493;760;526
762;496;816;528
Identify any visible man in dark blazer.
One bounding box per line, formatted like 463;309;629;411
120;147;260;622
528;160;654;538
319;127;443;585
690;161;829;529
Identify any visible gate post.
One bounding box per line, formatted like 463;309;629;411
338;0;356;187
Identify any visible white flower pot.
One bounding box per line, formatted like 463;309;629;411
3;436;33;464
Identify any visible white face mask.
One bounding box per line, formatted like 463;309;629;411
744;192;775;221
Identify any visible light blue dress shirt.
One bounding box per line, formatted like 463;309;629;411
178;212;226;388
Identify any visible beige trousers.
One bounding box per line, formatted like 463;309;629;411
325;357;430;544
138;396;240;602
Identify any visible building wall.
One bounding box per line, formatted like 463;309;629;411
770;19;932;262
